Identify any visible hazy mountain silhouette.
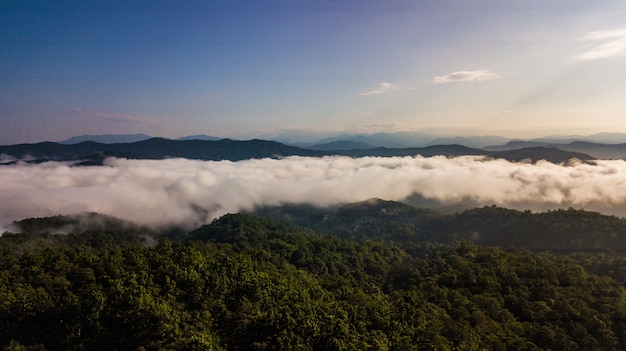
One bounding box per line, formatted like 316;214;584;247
557;141;626;159
484;140;626;159
309;140;377;150
176;134;222;141
425;135;510;148
60;133;152;144
482;140;554;151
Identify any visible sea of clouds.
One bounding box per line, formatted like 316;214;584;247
2;155;626;231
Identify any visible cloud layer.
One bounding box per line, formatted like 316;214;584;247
3;156;626;230
433;70;500;84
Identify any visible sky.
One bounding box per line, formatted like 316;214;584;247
2;0;626;145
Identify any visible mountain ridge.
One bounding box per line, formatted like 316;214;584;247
0;138;594;164
59;133;153;144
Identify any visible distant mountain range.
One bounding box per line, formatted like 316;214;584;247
0;137;597;165
483;140;626;159
309;140;378;150
54;131;626;150
282;131;626;149
60;133;153;144
59;133;222;144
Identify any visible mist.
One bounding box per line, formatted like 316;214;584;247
3;155;626;230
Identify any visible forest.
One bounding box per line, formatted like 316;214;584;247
3;201;626;350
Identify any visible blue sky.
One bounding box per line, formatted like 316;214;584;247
2;0;626;144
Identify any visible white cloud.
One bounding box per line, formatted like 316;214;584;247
433;70;500;84
4;156;626;229
360;82;400;96
574;29;626;60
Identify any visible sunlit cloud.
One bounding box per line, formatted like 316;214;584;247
360;82;400;96
4;156;626;230
433;70;500;84
574;29;626;60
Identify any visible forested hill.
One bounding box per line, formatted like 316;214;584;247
251;199;626;253
0;137;592;164
3;211;626;350
8;200;626;254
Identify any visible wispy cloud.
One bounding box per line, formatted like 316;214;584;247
574;29;626;60
74;107;158;124
433;70;500;84
360;82;400;96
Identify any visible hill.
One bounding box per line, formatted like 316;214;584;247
3;209;626;350
251;199;626;253
0;138;594;164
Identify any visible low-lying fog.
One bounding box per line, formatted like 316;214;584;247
2;155;626;230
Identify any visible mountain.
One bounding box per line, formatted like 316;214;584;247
60;133;152;144
484;140;626;159
482;140;557;151
310;132;513;149
0;138;325;163
309;140;377;150
488;146;593;163
537;132;626;144
0;138;594;164
556;141;626;159
587;132;626;144
482;133;626;147
425;135;511;148
338;144;486;158
176;134;222;141
312;131;437;148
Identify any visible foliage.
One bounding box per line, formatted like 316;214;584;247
253;200;626;253
2;212;626;350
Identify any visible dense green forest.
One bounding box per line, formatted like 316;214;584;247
3;202;626;350
252;200;626;252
